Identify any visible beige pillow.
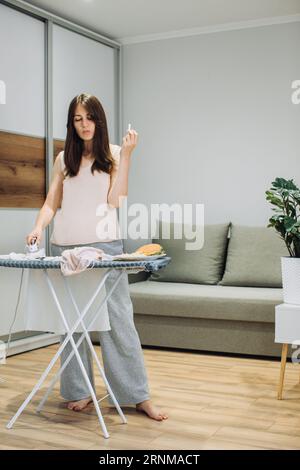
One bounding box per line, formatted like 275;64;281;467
149;221;230;284
219;224;289;287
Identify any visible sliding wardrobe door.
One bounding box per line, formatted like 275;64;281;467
52;24;118;157
0;3;45;342
0;4;119;354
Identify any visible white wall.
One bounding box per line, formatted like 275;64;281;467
121;21;300;250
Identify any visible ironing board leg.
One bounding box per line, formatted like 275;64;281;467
63;273;126;423
36;270;123;412
6;342;65;430
39;269;110;438
37;270;127;425
6;268;110;434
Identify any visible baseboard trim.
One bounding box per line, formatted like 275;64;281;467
4;333;60;357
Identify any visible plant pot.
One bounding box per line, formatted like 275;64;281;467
281;256;300;305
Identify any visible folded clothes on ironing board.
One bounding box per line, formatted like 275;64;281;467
60;246;105;276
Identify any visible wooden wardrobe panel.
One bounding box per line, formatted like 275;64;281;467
0;131;64;208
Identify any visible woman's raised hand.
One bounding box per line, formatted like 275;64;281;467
121;127;138;157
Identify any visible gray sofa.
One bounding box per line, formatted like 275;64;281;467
128;222;289;357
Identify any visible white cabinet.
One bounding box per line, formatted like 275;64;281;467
275;303;300;345
275;303;300;400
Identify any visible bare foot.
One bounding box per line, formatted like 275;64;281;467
66;397;92;412
136;399;168;421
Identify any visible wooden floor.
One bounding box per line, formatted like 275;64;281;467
0;344;300;450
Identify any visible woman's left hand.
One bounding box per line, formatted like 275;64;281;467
120;128;138;157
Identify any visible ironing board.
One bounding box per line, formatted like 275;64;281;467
0;256;171;439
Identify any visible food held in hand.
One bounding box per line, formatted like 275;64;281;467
134;243;165;256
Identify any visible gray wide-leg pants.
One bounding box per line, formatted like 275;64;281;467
50;239;150;406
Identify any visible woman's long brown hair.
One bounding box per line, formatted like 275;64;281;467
63;93;115;177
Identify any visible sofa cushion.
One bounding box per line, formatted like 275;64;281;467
129;280;283;323
149;221;230;284
219;224;289;287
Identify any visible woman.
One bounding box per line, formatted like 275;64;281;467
26;93;168;421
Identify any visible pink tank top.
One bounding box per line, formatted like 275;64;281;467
50;144;122;246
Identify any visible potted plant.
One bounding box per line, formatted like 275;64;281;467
266;177;300;304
